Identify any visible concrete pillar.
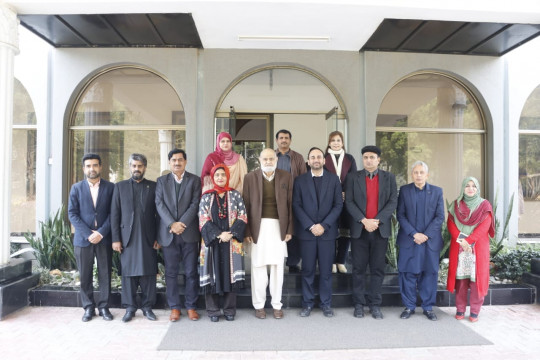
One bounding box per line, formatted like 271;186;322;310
0;5;19;265
158;130;173;174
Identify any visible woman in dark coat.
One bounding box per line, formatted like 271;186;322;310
324;131;357;273
198;164;248;322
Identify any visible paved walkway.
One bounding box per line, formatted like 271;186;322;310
0;305;538;359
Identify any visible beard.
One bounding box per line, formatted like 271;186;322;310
86;171;100;179
131;171;145;181
261;165;277;173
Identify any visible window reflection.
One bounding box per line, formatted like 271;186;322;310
12;79;37;234
376;73;485;204
70;67;185;184
518;85;540;236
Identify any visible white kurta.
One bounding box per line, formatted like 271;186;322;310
251;219;287;267
251;218;287;310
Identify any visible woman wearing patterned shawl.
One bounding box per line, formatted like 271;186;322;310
446;177;495;323
201;132;248;194
198;164;248;322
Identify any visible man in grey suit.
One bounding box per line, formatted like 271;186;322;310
111;153;159;322
344;145;397;319
156;149;201;322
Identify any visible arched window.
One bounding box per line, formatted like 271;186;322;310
69;67;185;185
215;66;347;170
518;85;540;238
12;78;37;235
376;72;486;203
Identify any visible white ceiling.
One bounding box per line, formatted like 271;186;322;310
5;0;540;51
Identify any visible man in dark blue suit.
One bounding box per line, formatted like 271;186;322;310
68;153;115;322
292;147;343;317
156;149;201;322
396;161;444;321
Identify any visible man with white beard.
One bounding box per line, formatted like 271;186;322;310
243;149;294;319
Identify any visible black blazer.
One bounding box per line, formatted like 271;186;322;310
68;178;115;247
292;170;343;241
110;179;158;248
155;171;201;246
344;169;398;239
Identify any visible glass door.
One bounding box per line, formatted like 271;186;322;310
215;108;273;171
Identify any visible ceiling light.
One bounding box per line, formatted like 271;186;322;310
238;35;330;42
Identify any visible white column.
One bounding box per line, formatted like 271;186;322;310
158;130;173;174
0;5;19;265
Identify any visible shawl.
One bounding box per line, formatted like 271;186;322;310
201;132;240;180
198;190;248;289
448;177;495;237
327;148;344;181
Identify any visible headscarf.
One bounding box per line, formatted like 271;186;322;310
203;163;233;195
201;132;240;182
214;132;240;166
447;176;495;237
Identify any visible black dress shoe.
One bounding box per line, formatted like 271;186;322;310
423;310;438;321
322;307;334;318
369;306;383;320
142;309;157;321
82;308;96;322
122;311;135;322
210;316;219;322
99;308;113;321
300;307;313;317
400;308;415;319
224;314;235;321
353;305;364;318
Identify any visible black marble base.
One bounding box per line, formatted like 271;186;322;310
0;259;40;320
531;258;540;274
29;281;536;310
522;273;540;304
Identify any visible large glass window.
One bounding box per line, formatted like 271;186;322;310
69;67;185;184
518;85;540;237
12;78;37;235
215;67;347;170
376;73;486;203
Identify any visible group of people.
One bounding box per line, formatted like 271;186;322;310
67;128;494;324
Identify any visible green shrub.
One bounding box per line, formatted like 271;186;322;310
24;206;76;270
490;247;540;283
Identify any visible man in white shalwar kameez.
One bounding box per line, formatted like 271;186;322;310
243;149;294;319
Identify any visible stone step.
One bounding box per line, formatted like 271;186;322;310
29;282;536;309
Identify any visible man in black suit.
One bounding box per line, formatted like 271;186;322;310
68;153;115;322
111;153;159;322
155;149;201;322
292;147;343;318
344;145;397;319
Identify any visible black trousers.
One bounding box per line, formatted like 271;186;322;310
335;236;351;264
75;242;112;310
300;238;335;308
121;275;157;312
162;234;199;310
351;230;388;307
286;235;301;267
205;292;237;317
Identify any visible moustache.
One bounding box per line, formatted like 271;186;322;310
261;165;276;172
